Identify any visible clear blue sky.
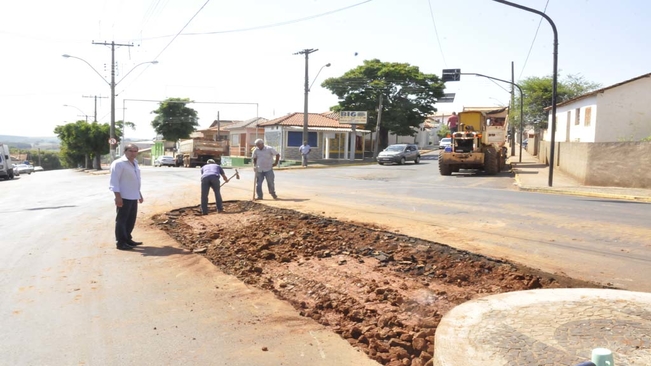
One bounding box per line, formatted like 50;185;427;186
1;0;649;138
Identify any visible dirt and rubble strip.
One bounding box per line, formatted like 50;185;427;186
153;200;603;366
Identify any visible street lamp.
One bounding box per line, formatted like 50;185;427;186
492;0;558;186
62;54;158;158
295;49;331;144
63;104;90;122
310;63;331;91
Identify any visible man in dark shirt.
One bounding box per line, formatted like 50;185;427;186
200;159;229;214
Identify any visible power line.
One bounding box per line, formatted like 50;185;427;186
153;0;211;60
518;0;550;80
487;78;511;94
139;0;374;40
118;0;211;96
426;0;447;67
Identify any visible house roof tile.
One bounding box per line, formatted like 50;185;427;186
259;112;353;128
223;117;268;130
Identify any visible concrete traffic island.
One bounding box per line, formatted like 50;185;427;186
434;288;651;365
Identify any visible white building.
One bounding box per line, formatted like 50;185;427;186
545;72;651;143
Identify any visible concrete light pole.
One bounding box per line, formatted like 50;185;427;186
294;49;318;143
82;95;108;122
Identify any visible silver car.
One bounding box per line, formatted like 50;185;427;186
154;156;176;167
16;164;34;174
377;144;421;165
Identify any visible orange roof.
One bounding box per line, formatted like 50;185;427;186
259;112;353;128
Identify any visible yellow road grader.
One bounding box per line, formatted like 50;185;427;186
438;109;508;175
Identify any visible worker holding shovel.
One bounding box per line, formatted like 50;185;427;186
200;159;229;214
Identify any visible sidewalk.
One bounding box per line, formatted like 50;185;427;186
509;146;651;202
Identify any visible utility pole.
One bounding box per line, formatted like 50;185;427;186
373;94;384;158
294;49;318;143
82;95;108;122
510;62;516;156
93;41;133;157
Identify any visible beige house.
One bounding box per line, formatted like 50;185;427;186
258;112;370;161
222;117;267;157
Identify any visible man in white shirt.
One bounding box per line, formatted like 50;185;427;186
298;141;311;167
252;138;279;200
109;144;144;250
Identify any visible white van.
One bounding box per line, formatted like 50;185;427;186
0;143;16;180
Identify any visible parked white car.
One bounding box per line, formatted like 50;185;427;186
154;156;176;167
16;164;34;175
439;138;452;150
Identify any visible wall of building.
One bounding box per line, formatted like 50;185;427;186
594;76;651;142
545;95;598;143
545;76;651;143
538;141;651;188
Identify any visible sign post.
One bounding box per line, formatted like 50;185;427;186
339;111;368;161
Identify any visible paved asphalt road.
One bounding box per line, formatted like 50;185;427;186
1;156;649;363
0;169;380;366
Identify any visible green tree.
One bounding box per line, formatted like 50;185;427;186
322;59;445;149
54;121;92;168
54;120;112;170
437;125;451;139
38;151;63;170
151;98;199;141
11;149;63;170
513;73;601;129
87;122;111;169
115;120;136;138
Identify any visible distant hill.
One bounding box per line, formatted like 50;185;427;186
0;135;153;151
0;135;60;150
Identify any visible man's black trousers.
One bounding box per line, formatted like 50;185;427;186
115;199;138;244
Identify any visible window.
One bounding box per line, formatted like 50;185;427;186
584;107;592;126
575;108;581;125
230;133;240;146
287;131;318;147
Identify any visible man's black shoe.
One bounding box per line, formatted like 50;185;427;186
116;244;134;250
127;240;143;246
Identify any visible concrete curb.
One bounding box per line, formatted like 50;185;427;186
512;170;651;203
516;185;651;202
